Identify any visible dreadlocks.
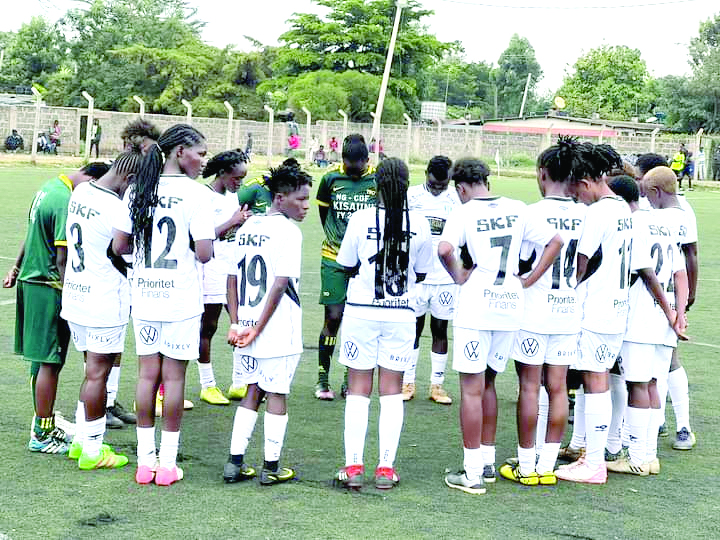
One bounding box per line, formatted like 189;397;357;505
374;158;411;299
129;123;205;263
538;136;582;183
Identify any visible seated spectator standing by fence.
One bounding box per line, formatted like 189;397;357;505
286;133;300;157
314;145;328;168
5;130;24;152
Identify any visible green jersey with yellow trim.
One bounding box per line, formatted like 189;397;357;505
18;175;73;288
316;165;376;262
237;174;273;215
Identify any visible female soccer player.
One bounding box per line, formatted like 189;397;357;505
223;164;312;486
439;159;562;495
113;124;214;486
62;146;144;469
555;143;633;485
334;157;433;490
499;138;586;485
197;151;251;405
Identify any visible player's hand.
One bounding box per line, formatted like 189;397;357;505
517;274;530;288
686;295;695;311
236;326;259;347
674;311;689;341
3;266;19;288
455;264;475;285
232;205;252;227
228;328;241;346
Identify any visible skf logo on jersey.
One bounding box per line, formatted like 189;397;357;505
241;356;258;374
139;326;158;345
344;341;359;361
595;344;611;363
439;291;453;306
521;338;540;357
594;425;608;432
464;341;481;361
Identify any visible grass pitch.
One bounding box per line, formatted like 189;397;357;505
0;157;718;540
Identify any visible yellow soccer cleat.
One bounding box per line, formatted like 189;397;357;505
429;384;452;405
227;384;248;400
78;446;129;470
200;386;230;406
401;383;416;401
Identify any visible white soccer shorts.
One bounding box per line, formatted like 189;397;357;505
231;352;301;395
199;260;228;304
413;283;458;320
572;329;624;373
132;316;201;361
618;341;673;383
452;326;516;374
339;316;415;372
512;330;578;367
68;322;127;355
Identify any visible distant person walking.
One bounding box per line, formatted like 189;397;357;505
90;120;102;158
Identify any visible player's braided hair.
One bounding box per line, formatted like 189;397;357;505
202;150;247;178
374;158;411;299
575;142;622;181
635;153;668;176
129;123;205;261
427;155;452;181
120;119;160;147
265;164;313;197
112;141;143;177
538;136;582;182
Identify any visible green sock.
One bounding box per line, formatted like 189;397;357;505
34;415;54;438
318;335;336;385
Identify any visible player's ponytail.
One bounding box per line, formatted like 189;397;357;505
576;142;622;182
538;136;582;183
112;141;144;177
203;150;247;179
374;158;411;299
129;123;205;262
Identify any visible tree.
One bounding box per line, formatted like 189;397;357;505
688;13;720;131
272;0;452;117
2;17;66;87
494;35;542;118
421;54;494;119
558;45;656;120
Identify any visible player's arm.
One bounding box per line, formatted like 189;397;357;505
112;229;133;256
438;241;474;285
227;274;240;345
519;234;564;288
316;174;331;227
56;245;68;286
215;205;250;238
194;239;213;264
576;253;589;284
637;268;675;326
681;242;698;309
673;269;689;339
3;241;25;288
236;276;289;347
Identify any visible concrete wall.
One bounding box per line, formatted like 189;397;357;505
0;103;697;164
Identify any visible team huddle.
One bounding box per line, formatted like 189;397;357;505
6;125;697;492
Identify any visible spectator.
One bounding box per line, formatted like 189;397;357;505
286;133;300;157
5;129;24;152
37;132;51;153
49;120;61;154
313;145;328;168
89;119;102;158
328;136;339;162
245;132;253;161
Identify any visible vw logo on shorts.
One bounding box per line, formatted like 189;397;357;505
595;344;611;363
241;355;258;374
464;341;481;361
439;291;453;306
521;338;540;357
344;341;359;361
139;325;158;345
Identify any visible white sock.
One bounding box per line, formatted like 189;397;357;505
232;355;245;387
136;426;156;468
463;447;484;481
625;406;649;466
264;412;288;463
584;391;611;468
197;361;217;389
480;444;495;468
518;445;536;475
378;394;404;468
84;416;106;457
657;371;669;425
646;408;661;462
73;401;85;446
344;395;370;466
668;367;691;432
621;418;630;449
403;348;420;385
607;373;626;454
430;352;448;385
106;366;120;407
230;407;258;456
569;388;586;449
535;386;549;452
159;430;180;469
536;442;561;475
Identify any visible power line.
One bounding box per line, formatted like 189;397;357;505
436;0;703;9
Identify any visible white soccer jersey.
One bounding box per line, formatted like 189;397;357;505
116;174;215;322
228;213;303;359
440;196;556;331
576;196;633;335
624;209;684;347
336;206;433;323
203;186;240;276
61;181;130;327
677;194;698;245
407;184;461;285
520;197;586;335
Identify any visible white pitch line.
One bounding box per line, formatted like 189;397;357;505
0;256;15;261
0;299;16;306
686;341;720;350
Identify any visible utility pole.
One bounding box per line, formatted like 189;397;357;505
519;73;532;118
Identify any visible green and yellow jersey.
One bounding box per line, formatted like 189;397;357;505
18;174;73;288
237;174;273;215
316;165;376;263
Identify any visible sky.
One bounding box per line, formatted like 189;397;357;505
2;0;719;94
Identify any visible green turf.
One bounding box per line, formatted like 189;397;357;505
0;160;718;540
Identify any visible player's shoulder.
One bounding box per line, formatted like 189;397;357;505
320;165;345;182
243;174;267;188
